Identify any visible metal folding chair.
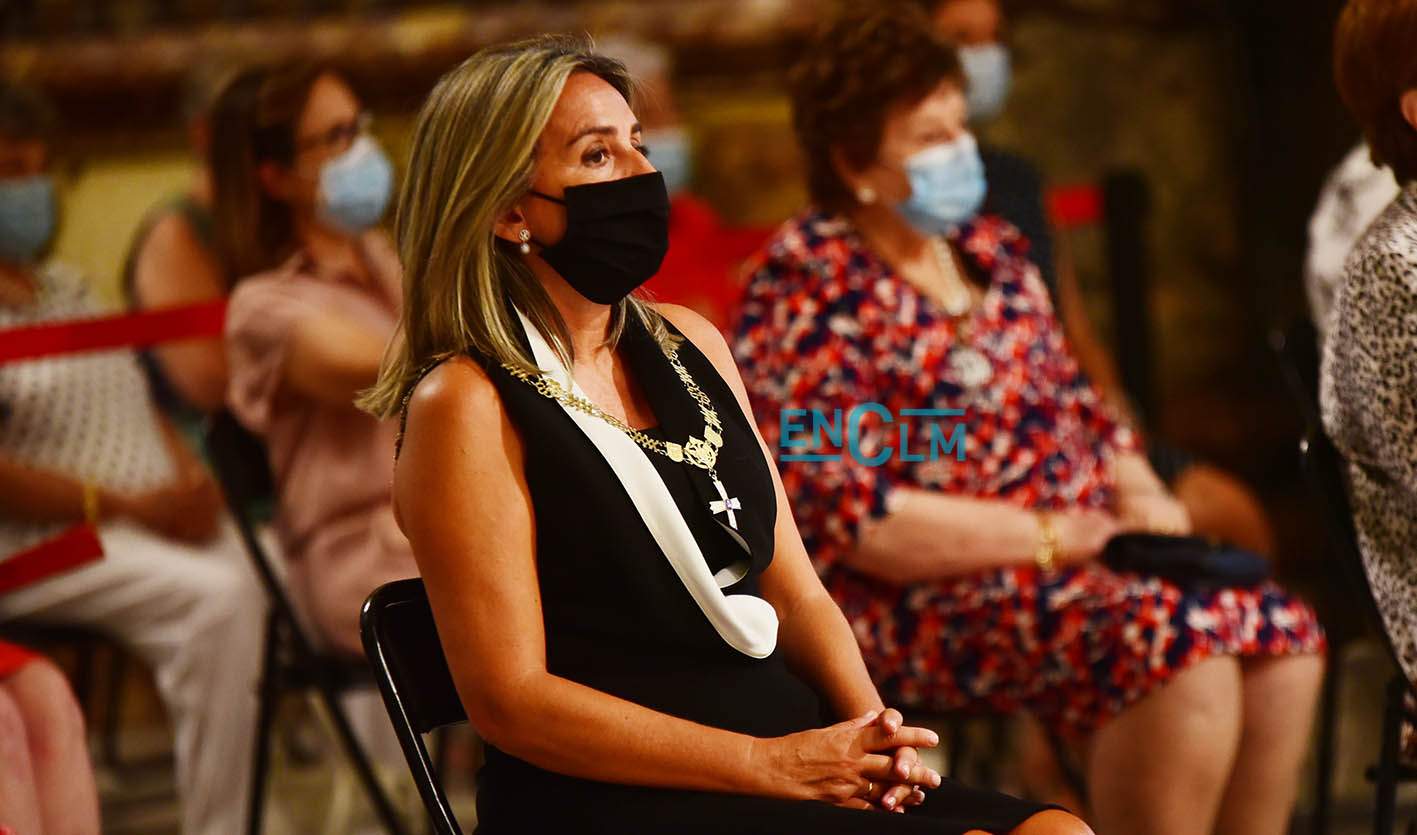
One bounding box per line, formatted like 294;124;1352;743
204;411;407;834
361;578;468;835
1300;427;1417;835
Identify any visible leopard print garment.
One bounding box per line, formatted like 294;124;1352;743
1321;180;1417;691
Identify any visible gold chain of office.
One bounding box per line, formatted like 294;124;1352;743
501;348;725;475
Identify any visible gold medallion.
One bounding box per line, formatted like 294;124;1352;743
684;436;718;469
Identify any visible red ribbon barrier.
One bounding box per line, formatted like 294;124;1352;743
0;301;229;591
0;524;104;596
1046;184;1105;230
0;299;227;365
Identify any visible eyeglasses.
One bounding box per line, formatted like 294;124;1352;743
294;111;372;156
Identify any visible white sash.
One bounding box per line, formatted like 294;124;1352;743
515;309;778;659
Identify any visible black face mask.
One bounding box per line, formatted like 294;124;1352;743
529;171;670;305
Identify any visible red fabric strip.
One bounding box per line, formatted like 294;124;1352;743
1046;184;1105;230
0;524;104;596
0;300;227;365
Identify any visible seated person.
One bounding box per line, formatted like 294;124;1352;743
360;33;1087;835
1321;0;1417;756
0;79;263;835
1305;140;1399;340
0;643;99;835
215;61;415;654
922;0;1280;558
122;59;238;430
730;6;1325;834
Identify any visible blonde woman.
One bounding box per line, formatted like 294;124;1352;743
363;36;1086;835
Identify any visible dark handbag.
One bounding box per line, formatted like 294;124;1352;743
1101;533;1270;590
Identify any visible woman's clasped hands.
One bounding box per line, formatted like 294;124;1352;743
753;708;942;813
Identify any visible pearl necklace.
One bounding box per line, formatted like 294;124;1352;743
927;237;993;388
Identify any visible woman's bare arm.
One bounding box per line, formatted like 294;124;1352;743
850;489;1119;583
130;212;230;413
396;357;775;796
0;452;93;524
283;312;389;409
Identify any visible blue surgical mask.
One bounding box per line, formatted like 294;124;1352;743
0;175;56;263
897;133;987;236
959;43;1012;124
645;127;693;195
316;135;394;235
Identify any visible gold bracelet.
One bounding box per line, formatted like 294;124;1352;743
81;481;100;525
1034;512;1059;572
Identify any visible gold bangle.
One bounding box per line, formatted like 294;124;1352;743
1034;512;1059;572
81;481;100;525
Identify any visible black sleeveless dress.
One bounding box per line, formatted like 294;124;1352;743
465;311;1053;834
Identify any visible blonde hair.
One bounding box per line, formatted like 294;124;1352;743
360;34;674;418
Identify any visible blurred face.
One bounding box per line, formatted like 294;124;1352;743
260;72;365;215
838;79;970;206
0;136;53;270
511;71;656;248
932;0;1003;46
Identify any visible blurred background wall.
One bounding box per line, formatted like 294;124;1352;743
2;0;1357;601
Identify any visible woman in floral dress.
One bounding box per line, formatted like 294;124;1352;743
732;5;1325;834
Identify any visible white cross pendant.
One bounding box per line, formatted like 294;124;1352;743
709;478;742;530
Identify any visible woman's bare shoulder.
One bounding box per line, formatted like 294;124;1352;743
655;303;734;369
402;355;507;441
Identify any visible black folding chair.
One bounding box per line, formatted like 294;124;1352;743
204;412;407;835
1270;320;1347;835
1300;427;1417;835
361;578;468;835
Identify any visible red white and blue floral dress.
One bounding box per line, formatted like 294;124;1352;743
731;210;1325;737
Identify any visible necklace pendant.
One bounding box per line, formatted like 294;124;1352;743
951;346;993;388
704;425;723;447
684;436;718;469
941;288;971;317
709;478;742;530
665;441;684;463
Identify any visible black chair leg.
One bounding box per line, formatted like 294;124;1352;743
1043;727;1087;804
432;727;451;789
101;647;126;766
1375;675;1404;835
248;616;282;835
73;636;95;727
946;718;966;780
314;682;408;834
1312;648;1341;835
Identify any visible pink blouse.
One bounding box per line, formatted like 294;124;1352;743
225;231;414;651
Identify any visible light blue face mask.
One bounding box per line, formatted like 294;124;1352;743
316;135;394;235
897;133;988;236
645;127;693;195
959;43;1012;124
0;175;56;263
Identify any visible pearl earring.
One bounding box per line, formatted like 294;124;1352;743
856;185;877;205
518;228;531;255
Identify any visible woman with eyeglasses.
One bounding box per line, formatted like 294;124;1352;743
216;60;415;654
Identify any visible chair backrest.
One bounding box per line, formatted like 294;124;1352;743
203;411;309;649
1299;428;1407;675
204;411;274;509
1099;169;1156;424
361;578;467;835
1269;319;1322;433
